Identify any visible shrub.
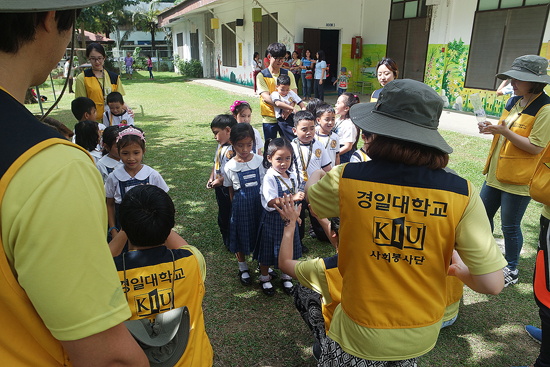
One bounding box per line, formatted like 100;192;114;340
174;55;203;78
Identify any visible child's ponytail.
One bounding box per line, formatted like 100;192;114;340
341;92;360;119
263;138;273;169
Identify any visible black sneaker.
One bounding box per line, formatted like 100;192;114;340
503;267;519;287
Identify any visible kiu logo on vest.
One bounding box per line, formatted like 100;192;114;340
134;288;173;317
373;216;426;250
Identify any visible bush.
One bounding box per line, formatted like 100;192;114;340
174;55;203;78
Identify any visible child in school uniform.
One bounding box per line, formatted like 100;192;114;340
230;100;263;155
255;138;304;296
71;97;105;157
96;126;123;183
291;110;332;244
333;92;360;163
350;130;373;163
314;104;340;167
223;123;266;286
206;115;236;250
103;91;134;127
74;120;102;164
105;126;169;241
270;74;306;142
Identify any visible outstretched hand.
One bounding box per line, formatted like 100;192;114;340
274;193;301;226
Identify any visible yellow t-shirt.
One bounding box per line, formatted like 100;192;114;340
75;71;126;122
308;163;507;359
256;68;297;124
486;104;550;195
1;144;131;341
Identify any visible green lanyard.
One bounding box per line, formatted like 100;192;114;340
294;138;313;181
276;176;296;194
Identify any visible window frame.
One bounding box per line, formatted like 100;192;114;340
222;21;237;67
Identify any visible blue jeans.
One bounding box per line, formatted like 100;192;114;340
480;182;531;270
262;122;283;141
338;87;346;96
301;73;312;98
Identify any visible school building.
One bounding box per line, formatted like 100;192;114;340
158;0;550;116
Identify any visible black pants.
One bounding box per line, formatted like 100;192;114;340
215;186;232;249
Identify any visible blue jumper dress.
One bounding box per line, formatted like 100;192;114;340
254;176;302;268
229;168;263;255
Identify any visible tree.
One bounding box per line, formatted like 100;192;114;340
133;0;162;51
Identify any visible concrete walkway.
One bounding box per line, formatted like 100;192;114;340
192;78;494;140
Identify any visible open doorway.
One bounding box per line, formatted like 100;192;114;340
303;28;340;93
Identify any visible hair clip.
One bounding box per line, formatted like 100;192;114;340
230;100;248;113
116;127;145;142
354;95;357;99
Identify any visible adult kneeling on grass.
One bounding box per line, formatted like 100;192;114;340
305;79;507;366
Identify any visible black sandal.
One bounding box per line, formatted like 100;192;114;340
239;270;252;286
259;276;275;296
281;279;294;295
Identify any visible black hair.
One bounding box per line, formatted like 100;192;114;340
36;115;73;140
376;58;399;78
316;104;335;118
293;110;315;127
102;126;120;155
253;51;259;59
231;101;252;116
316;50;325;62
263;137;294;169
74;120;99;152
285;51;291;59
277;74;291;86
117;126;146;152
107;91;124;105
305;98;324;116
340;92;360;119
361;129;374;140
330;217;340;237
119;185;175;248
0;10;79;54
211;114;237;129
86;42;106;58
267;42;286;58
71;97;96;121
531;82;547;94
230;122;255;144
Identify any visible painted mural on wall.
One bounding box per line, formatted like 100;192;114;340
340;44;386;96
424;38;512;117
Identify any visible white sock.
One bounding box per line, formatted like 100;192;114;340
239;262;250;279
280;272;292;281
259;274;273;288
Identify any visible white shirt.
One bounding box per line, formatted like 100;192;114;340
89;149;103;165
334;117;358;146
105;164;169;204
223;154;265;190
261;168;298;211
253;127;264;153
103;110;134;127
96;155;124;183
270;90;302;119
315;129;340;167
213;143;234;179
350;148;371;163
291;139;332;183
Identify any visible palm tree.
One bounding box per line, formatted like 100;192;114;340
133;0;162;51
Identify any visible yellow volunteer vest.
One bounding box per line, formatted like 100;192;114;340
0;87;94;366
321;255;342;332
260;68;289;118
483;93;550;185
338;160;470;330
83;68;120;118
115;246;213;366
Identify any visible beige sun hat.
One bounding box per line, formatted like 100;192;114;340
1;0;108;12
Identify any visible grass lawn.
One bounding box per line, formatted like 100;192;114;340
33;71;543;367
